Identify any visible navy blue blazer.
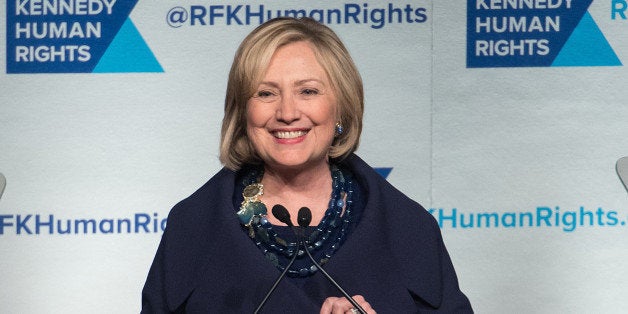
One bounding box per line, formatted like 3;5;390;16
142;154;472;313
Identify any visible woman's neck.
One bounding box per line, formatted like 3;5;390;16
261;161;333;226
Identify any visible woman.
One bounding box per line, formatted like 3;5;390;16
142;17;472;313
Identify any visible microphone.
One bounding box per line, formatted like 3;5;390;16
0;173;6;200
297;207;367;314
617;156;628;192
253;205;300;314
297;206;311;227
273;204;294;227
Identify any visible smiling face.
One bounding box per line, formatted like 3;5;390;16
246;41;337;172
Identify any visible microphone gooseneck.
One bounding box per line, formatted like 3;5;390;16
253;204;298;314
297;207;367;314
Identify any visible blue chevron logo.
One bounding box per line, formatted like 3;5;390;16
374;167;393;179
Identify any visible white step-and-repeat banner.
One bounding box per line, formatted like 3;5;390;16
1;1;627;313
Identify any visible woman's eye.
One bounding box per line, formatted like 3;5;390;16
301;88;319;96
257;90;273;97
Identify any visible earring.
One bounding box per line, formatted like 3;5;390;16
335;122;344;137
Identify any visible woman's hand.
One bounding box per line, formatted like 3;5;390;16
320;295;376;314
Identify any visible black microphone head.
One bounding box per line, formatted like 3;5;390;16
272;204;293;226
297;207;312;227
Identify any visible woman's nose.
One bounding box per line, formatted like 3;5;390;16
276;94;301;123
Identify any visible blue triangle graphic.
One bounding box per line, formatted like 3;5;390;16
93;18;163;73
553;12;622;66
374;167;393;179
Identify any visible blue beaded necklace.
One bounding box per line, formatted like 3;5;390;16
236;164;355;277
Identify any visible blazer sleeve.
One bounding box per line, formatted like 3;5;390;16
141;199;197;314
141;237;172;314
401;207;473;312
434;228;474;312
346;154;473;312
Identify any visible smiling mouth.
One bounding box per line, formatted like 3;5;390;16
273;130;308;139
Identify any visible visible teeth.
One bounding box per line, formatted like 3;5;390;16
274;131;307;139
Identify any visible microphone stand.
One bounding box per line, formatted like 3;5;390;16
297;207;367;314
253;205;301;314
253;246;299;314
254;205;367;314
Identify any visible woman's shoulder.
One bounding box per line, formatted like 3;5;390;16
167;167;237;226
342;154;434;220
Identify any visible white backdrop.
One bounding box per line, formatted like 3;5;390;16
1;1;627;313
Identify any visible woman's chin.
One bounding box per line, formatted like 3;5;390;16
264;155;329;171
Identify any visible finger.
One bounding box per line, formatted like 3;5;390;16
321;296;354;314
330;297;353;314
320;296;342;314
321;295;376;314
349;295;376;314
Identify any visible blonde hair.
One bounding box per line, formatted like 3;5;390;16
219;17;364;170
